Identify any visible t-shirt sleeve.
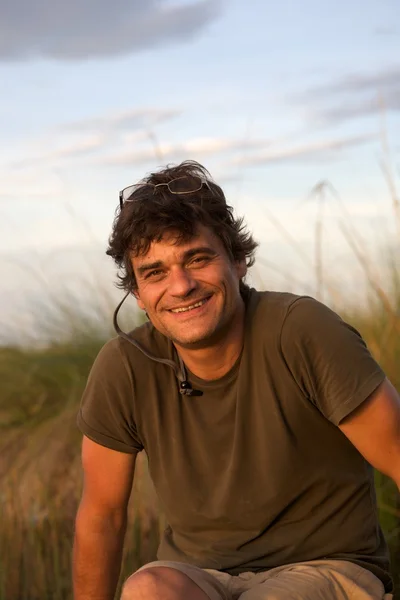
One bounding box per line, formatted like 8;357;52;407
77;338;144;454
280;296;386;425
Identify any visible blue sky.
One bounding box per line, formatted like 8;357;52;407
0;0;399;337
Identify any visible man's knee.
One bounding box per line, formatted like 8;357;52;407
121;567;169;599
121;566;209;600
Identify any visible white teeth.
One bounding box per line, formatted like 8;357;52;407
171;298;208;313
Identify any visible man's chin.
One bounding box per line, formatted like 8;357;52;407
170;327;216;349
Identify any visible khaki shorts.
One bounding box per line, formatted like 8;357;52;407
137;559;393;600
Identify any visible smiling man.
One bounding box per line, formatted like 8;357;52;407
132;226;247;380
73;161;399;600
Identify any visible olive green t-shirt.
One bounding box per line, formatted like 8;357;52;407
77;290;392;592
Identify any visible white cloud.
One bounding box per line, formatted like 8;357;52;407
229;133;377;167
1;108;182;172
308;66;400;97
9;133;107;169
65;108;182;133
100;136;269;166
0;167;64;199
0;0;221;61
295;66;400;125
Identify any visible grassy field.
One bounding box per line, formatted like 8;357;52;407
1;185;399;599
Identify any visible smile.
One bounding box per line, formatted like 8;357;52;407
169;297;211;314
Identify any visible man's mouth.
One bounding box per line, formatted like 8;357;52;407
169;296;211;314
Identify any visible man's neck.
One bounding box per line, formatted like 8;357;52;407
174;303;246;381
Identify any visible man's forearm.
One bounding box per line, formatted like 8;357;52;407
73;509;127;600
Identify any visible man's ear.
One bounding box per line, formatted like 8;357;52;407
133;289;145;311
236;259;247;279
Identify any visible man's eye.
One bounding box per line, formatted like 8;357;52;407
191;256;208;265
146;270;163;279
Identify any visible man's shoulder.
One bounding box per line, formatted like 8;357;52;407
250;288;314;318
248;290;336;343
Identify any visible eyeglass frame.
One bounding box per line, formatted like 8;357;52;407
118;176;211;210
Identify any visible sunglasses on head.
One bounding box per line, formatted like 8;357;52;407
119;175;211;210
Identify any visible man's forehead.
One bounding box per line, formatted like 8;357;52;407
135;226;219;260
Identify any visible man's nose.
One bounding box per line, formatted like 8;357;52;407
168;267;197;297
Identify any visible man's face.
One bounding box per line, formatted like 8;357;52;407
131;225;247;349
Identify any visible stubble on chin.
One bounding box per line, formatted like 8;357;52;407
169;313;234;350
166;324;216;349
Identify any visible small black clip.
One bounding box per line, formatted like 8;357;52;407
180;381;203;397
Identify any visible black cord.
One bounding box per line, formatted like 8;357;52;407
113;293;203;397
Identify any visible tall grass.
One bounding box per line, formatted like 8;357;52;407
1;174;399;598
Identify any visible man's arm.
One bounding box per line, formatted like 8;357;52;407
339;378;400;489
73;436;137;600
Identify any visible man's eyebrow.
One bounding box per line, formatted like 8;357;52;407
183;246;218;260
136;247;217;276
136;260;164;276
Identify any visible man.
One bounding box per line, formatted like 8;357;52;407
73;160;399;600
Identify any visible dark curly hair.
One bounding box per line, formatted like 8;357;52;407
106;160;258;295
